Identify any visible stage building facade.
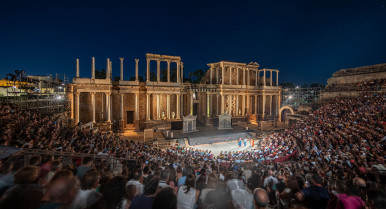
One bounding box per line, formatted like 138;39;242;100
68;53;282;131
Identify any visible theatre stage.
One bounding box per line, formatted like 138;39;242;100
171;125;273;155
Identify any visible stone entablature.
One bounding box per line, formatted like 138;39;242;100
68;53;282;131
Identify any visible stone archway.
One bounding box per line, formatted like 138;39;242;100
278;106;294;122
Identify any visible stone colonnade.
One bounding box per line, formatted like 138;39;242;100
198;92;280;120
72;56;282;128
146;53;183;83
208;63;279;87
145;93;182;121
75;57;140;82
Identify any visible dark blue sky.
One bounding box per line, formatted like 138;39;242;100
1;0;385;85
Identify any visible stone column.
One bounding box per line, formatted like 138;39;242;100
91;92;96;123
263;69;266;86
236;95;239;116
236;68;239;85
156;94;160;119
71;91;74;119
206;92;210;116
242;95;245;116
146;94;150;120
176;62;180;83
262;94;266;119
75;92;80;123
91;57;95;79
181;62;184;84
243;68;246;85
257;70;260;86
228;95;232;115
247;69;250;86
221;66;225;85
216;94;219;115
176;94;181;119
167;61;171;82
210;67;212;85
76;59;80;78
255;70;258;86
210;93;213;115
119;57;124;81
120;93;124;123
255;95;258;115
270;70;273;86
109;60;112;80
216;68;219;84
246;94;250;115
146;59;150;82
106;58;110;80
167;94;170;119
221;94;224;114
276;71;279;86
135;59;139;81
229;67;232;85
277;94;281;114
270;95;273;115
181;93;184;117
135;93;139;120
157;60;161;82
190;91;194;115
106;93;111;123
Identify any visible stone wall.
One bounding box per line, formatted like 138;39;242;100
327;71;386;86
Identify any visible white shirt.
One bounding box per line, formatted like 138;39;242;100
177;185;196;209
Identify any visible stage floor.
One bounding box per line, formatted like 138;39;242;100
173;125;275;155
191;140;256;155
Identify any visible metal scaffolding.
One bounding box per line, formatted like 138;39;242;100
1;70;67;113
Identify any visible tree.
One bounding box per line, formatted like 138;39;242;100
310;83;324;88
95;69;106;79
146;72;157;81
280;82;295;88
192;69;205;83
301;83;308;88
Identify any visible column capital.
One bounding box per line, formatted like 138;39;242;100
119;93;124;96
135;59;139;62
146;93;151;96
119;57;124;61
90;92;96;95
156;59;161;63
167;60;171;64
146;59;150;63
75;92;80;95
105;92;111;96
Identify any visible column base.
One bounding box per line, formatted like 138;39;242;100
205;116;212;126
119;120;125;131
134;120;141;132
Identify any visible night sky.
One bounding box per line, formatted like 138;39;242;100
1;0;385;85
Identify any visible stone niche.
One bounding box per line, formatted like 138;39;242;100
182;115;198;133
218;113;233;129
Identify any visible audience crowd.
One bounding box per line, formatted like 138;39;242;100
325;79;386;92
0;92;385;209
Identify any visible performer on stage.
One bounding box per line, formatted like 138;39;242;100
238;138;242;147
244;137;247;147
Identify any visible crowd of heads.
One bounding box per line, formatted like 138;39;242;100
325;79;386;92
0;92;385;209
